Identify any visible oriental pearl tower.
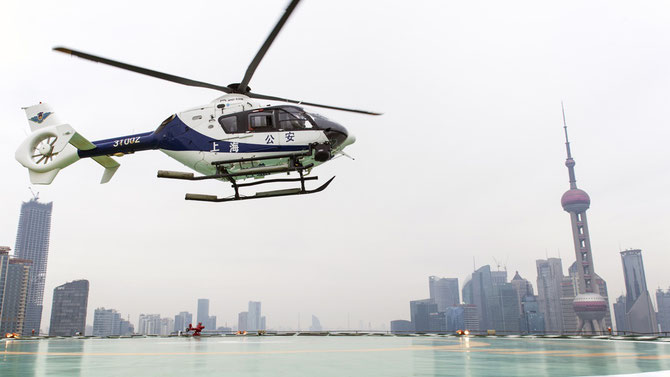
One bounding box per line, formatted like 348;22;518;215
560;105;609;334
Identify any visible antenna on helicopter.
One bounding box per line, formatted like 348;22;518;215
28;187;39;201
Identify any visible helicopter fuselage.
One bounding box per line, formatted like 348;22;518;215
78;95;354;180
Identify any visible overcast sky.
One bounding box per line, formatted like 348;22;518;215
2;0;670;331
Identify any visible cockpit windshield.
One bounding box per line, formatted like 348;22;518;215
276;107;313;130
308;112;331;122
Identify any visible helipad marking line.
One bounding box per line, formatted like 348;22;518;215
0;342;491;357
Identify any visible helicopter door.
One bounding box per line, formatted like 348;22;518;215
248;111;281;153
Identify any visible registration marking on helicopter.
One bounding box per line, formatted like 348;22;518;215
113;137;141;147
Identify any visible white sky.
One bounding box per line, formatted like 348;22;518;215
2;0;670;331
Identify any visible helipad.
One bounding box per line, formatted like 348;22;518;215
2;336;670;376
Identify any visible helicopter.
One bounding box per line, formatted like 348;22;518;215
15;0;380;203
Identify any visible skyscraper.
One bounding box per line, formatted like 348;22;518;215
561;269;579;333
560;109;611;334
445;304;479;332
620;249;657;333
93;308;121;336
613;295;627;333
160;317;174;335
409;299;437;332
428;276;459;312
197;299;209;327
656;288;670;332
462;265;494;331
174;311;193;332
138;314;161;335
536;258;564;332
0;255;31;335
520;295;545;334
238;311;248;332
14;197;53;335
0;247;10;314
510;271;534;313
48;280;89;336
492;283;520;333
119;318;134;335
310;315;323;331
248;301;261;332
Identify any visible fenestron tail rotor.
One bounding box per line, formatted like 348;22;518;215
52;0;381;116
32;135;59;165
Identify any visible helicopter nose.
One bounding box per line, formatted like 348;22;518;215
341;132;356;148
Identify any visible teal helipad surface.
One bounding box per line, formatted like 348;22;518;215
2;336;670;376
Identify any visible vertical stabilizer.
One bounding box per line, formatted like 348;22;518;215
24;103;63;132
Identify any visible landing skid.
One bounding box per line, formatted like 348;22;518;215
156;152;335;203
185;176;335;203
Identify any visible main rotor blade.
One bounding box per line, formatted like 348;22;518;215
238;0;301;93
53;47;233;93
248;92;382;116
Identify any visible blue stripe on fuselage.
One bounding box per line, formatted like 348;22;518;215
77;115;309;158
78;131;157;158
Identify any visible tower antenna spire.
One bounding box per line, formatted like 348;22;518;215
561;102;578;189
562;101;572;159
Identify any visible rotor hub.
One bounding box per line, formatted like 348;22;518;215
38;142;54;156
226;83;251;94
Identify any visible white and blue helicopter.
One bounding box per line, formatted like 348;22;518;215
15;0;380;203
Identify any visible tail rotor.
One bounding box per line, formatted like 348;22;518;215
16;103;120;184
32;135;59;165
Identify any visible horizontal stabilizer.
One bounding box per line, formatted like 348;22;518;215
69;132;97;150
92;155;120;184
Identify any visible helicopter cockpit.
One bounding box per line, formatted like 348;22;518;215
218;105;349;149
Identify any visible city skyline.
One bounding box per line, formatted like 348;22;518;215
3;0;670;331
4;223;670;332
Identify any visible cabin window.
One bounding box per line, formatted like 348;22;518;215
249;113;274;129
219;116;239;133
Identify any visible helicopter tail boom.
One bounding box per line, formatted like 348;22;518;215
16;103;120;184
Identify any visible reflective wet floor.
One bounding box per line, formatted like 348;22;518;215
2;336;670;376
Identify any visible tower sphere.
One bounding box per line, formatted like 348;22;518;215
573;292;608;321
561;188;590;213
565;158;576;168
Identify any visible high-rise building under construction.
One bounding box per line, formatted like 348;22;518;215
14;197;53;335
